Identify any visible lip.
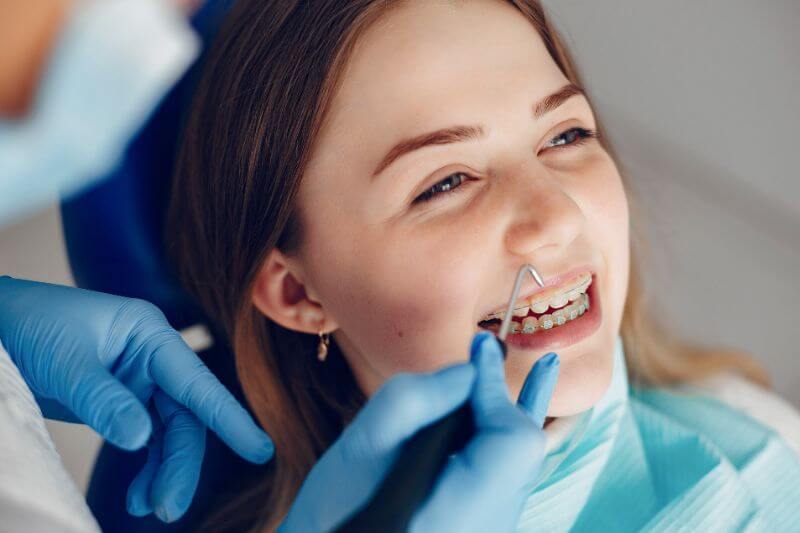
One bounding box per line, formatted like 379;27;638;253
478;274;602;352
480;264;597;319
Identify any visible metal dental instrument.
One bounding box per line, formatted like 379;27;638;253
496;263;546;358
335;264;547;533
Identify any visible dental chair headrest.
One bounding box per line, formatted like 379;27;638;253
60;0;238;331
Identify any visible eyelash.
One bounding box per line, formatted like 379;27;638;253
412;127;598;205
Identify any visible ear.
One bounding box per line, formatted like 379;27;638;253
252;248;338;334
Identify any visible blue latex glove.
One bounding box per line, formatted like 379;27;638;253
0;277;274;523
279;331;559;532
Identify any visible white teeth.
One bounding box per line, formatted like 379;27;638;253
512;306;530;317
530;300;550;314
481;273;593;322
511;293;590;335
567;289;581;302
522;316;538;333
549;294;569;309
553;309;568;326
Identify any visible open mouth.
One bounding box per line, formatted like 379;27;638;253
477;273;602;351
478;272;593;333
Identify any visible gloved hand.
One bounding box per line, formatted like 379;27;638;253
279;331;559;532
0;277;274;523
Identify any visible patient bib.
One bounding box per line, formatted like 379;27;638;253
516;336;800;531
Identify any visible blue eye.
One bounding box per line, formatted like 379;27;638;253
542;126;597;151
413;172;470;205
412;127;598;205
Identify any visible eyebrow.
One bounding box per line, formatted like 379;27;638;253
371;83;585;178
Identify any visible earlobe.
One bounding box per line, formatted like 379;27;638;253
251;249;336;334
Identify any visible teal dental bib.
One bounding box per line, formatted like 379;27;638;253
516;336;800;531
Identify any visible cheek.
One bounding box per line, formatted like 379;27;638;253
590;157;629;329
358;237;487;372
581;152;629;234
304;211;487;375
576;152;629;310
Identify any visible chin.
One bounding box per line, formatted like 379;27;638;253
546;345;615;417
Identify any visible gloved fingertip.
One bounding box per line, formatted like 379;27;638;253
150;472;197;522
470;331;501;363
109;405;152;451
225;422;273;464
247;432;275;464
126;500;150;517
541;352;560;367
126;485;153;517
520;353;561;428
154;492;190;524
470;330;494;354
155;499;191;523
473;341;503;370
155;505;173;523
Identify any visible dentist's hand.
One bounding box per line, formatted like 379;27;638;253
279;331;559;532
0;277;274;523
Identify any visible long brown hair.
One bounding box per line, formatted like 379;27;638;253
167;1;770;530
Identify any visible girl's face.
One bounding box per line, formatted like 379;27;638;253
262;0;629;416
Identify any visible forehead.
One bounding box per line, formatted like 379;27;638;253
313;0;569;163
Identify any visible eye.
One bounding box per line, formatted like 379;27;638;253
410;127;597;206
541;126;598;152
412;171;472;205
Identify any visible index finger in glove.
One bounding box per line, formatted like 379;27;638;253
411;333;547;530
517;352;559;429
466;333;552;475
137;321;273;464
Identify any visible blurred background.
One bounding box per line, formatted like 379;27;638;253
1;0;797;495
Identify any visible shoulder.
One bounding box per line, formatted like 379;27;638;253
671;371;800;457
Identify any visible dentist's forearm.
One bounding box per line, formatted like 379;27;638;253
0;0;72;117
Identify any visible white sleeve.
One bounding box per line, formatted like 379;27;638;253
685;372;800;457
0;341;100;533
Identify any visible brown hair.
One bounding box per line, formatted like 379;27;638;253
168;1;770;530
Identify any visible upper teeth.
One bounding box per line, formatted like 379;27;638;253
483;272;592;321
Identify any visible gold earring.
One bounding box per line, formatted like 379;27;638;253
317;332;330;362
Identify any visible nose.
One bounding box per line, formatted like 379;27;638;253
503;170;584;257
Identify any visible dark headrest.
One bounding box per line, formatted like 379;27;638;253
60;0;237;330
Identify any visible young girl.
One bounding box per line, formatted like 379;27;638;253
167;0;800;530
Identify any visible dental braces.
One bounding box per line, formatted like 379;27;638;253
497;264;545;342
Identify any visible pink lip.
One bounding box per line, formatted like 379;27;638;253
480;264;597;319
478;274;602;353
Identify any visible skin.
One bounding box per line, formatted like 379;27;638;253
0;0;72;116
254;0;630;417
0;0;199;117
